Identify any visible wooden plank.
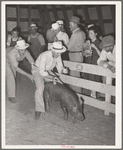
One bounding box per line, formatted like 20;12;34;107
20;18;29;22
17;5;20;27
28;5;31;27
77;94;115;114
96;6;105;35
61;5;69;23
59;74;115;96
110;5;115;32
71;5;77;15
63;61;115;78
43;5;52;28
51;5;59;20
82;6;90;23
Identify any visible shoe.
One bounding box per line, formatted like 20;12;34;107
34;111;41;120
8;97;16;103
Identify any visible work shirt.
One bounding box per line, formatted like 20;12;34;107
7;34;22;47
35;51;64;76
7;48;34;68
97;45;115;68
67;28;86;52
56;31;69;46
28;32;45;47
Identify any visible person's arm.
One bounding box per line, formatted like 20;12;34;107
67;34;75;51
91;43;101;56
25;50;35;70
6;34;11;47
56;56;64;74
63;33;69;46
9;53;33;81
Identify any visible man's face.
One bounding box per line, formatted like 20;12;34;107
52;51;61;58
29;28;37;35
12;31;18;38
18;49;26;56
69;22;76;32
104;45;114;53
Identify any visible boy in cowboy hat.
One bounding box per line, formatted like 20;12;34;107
28;23;46;60
32;41;68;119
67;16;86;93
97;35;115;73
6;40;34;103
56;20;66;33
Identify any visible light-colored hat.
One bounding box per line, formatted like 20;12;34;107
56;20;64;25
99;35;115;49
15;40;29;49
51;23;60;30
51;41;66;53
69;16;81;24
29;23;38;29
88;24;94;28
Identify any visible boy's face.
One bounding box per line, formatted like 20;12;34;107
104;45;114;53
52;51;61;58
18;49;26;56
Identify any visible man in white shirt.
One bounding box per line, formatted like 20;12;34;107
32;41;68;119
51;22;69;47
97;35;115;73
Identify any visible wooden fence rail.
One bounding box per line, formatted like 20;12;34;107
60;61;115;116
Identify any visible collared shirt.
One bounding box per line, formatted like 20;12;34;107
28;32;46;46
56;31;69;46
35;51;64;76
7;48;34;68
67;28;86;52
97;45;115;68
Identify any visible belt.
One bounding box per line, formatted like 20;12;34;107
69;51;82;53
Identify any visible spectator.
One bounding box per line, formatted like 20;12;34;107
56;20;66;33
84;24;102;98
28;23;46;60
67;16;86;93
32;41;68;119
6;27;22;55
6;40;34;103
51;22;69;60
97;35;115;73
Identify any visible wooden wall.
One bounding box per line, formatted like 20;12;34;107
6;5;115;41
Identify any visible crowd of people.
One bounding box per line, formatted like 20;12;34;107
6;15;116;119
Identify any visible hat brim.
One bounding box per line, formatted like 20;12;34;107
51;45;66;53
69;20;81;25
99;42;114;49
15;43;29;49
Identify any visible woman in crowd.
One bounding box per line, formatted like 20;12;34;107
84;24;102;98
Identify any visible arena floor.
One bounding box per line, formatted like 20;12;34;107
5;72;115;148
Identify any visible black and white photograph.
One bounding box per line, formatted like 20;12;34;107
1;1;122;149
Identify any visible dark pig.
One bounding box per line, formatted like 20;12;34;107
43;82;85;121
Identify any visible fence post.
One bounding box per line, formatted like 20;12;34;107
104;76;112;115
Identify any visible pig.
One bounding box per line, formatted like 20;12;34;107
43;81;85;122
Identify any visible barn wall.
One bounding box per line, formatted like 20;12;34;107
6;5;115;41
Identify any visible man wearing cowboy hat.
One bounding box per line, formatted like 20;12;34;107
6;40;34;103
32;41;68;119
28;23;46;60
67;16;86;93
97;35;115;73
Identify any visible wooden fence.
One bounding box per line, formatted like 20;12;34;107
60;61;115;116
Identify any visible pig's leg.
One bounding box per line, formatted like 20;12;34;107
60;102;68;120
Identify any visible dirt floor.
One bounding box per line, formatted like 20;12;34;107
5;72;115;147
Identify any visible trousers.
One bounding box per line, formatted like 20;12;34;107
32;66;45;112
6;61;16;97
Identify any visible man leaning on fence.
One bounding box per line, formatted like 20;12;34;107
97;35;115;73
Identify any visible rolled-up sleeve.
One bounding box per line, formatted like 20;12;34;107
56;56;64;74
38;34;46;46
25;50;34;64
8;53;18;68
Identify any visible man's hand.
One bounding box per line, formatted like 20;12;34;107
107;65;115;73
53;77;58;85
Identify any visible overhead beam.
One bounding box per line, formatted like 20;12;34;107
110;5;115;33
51;5;59;21
82;6;90;24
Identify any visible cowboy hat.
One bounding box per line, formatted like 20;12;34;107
56;20;64;25
29;23;38;29
15;40;29;49
51;23;60;30
99;35;115;49
51;41;66;53
69;16;81;24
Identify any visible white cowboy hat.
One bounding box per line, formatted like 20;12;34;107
56;20;64;25
29;23;38;29
51;23;60;30
15;40;29;49
51;41;66;53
